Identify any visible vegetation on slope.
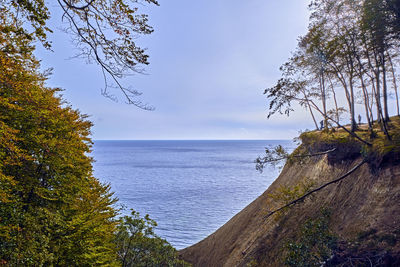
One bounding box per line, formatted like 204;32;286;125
299;116;400;166
258;0;400;224
253;119;400;266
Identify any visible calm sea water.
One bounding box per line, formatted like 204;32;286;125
92;140;294;249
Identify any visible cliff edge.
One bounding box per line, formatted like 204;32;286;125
180;135;400;266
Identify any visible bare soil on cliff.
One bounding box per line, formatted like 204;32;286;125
180;149;400;266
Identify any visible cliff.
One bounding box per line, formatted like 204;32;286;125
180;136;400;266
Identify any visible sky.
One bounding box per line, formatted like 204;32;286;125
36;0;312;140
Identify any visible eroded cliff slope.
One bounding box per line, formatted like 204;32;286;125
181;141;400;266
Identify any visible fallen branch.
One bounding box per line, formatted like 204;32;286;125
264;159;367;219
292;147;337;159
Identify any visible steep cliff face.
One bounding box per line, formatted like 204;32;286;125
180;149;400;266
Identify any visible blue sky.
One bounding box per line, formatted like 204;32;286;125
36;0;312;140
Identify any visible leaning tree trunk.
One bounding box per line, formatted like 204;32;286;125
303;91;319;130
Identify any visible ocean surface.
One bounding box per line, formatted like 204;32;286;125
92;140;295;250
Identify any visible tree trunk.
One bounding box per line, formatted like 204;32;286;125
354;54;372;130
381;54;390;121
360;76;372;130
320;71;328;129
388;54;400;116
303;91;319;130
374;69;391;140
329;77;340;122
375;67;382;123
349;77;357;132
370;77;376;124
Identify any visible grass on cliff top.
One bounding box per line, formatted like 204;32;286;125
300;116;400;156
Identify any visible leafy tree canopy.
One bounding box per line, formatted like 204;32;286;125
0;34;119;265
1;0;159;108
115;210;189;267
0;3;189;265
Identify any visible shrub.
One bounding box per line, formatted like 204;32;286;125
115;210;190;267
283;209;337;267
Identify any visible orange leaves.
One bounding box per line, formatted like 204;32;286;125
0;33;118;264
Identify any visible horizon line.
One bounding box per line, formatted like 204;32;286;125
92;139;293;141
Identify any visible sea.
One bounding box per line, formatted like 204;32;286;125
92;140;295;250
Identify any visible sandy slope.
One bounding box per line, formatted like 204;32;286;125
180;153;400;266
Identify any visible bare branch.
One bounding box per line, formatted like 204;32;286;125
62;0;96;10
56;0;157;109
256;147;337;172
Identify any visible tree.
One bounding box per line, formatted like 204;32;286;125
362;0;393;123
0;33;119;265
1;0;159;108
1;7;189;265
266;0;399;140
307;0;363;132
115;210;189;267
265;58;320;130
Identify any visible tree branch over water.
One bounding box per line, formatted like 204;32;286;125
256;146;337;172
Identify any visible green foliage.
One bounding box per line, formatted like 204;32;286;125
299;117;400;167
255;145;289;172
266;0;400;139
269;180;315;206
268;179;315;219
0;38;120;265
0;26;189;266
0;3;190;265
5;0;51;48
115;210;190;267
246;259;259;267
283;209;337;267
300;130;352;145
